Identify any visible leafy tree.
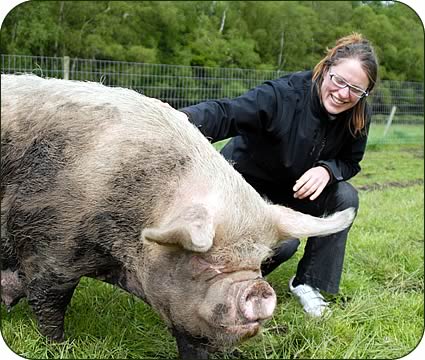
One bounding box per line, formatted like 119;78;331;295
0;1;423;81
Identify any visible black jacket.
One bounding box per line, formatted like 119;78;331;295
180;70;370;190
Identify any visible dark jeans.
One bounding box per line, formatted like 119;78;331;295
242;175;359;294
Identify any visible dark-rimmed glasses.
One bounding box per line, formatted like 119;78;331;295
329;73;369;99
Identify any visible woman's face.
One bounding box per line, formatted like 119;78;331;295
321;58;370;115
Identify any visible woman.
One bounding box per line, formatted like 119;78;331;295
179;33;378;317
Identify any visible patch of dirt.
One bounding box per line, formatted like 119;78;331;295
401;148;424;159
357;179;424;192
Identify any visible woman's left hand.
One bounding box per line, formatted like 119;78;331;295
293;166;331;200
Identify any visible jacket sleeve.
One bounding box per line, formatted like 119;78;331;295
317;111;371;183
179;83;280;142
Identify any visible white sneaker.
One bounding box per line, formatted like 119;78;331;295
289;276;331;318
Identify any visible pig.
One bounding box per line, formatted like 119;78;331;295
1;74;355;359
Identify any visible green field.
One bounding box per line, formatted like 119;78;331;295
1;144;424;359
368;123;424;145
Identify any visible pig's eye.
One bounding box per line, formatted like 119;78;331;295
190;255;225;279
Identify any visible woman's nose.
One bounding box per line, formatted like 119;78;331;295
337;86;351;99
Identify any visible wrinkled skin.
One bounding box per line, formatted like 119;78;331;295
139;246;277;353
1;75;354;358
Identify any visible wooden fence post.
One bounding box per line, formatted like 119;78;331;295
63;56;70;80
383;106;397;137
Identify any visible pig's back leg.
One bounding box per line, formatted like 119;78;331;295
26;274;79;341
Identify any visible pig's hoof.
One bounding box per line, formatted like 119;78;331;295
46;332;65;343
39;325;65;343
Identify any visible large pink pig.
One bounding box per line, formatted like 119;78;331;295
1;74;354;359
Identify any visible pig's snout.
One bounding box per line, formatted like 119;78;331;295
238;280;276;322
197;277;277;347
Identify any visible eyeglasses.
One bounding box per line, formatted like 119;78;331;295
329;73;369;99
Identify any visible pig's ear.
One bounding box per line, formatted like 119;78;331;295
141;205;215;252
271;205;355;240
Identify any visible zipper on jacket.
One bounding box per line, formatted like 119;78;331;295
309;130;327;162
313;119;331;162
309;129;319;157
315;137;327;162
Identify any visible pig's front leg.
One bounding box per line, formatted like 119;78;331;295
172;327;210;360
26;276;78;341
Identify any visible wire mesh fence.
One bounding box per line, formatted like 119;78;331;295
1;54;423;145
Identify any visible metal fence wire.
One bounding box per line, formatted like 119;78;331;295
1;54;423;145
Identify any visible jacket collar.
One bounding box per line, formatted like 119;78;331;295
310;81;328;121
310;78;352;123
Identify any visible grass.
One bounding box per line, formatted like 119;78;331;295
367;123;424;145
1;144;424;359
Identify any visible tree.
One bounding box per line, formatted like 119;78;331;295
0;1;423;81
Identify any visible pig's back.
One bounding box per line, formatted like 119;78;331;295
1;75;201;188
1;74;187;144
0;75;210;231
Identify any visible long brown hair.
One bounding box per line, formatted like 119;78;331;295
312;33;378;136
